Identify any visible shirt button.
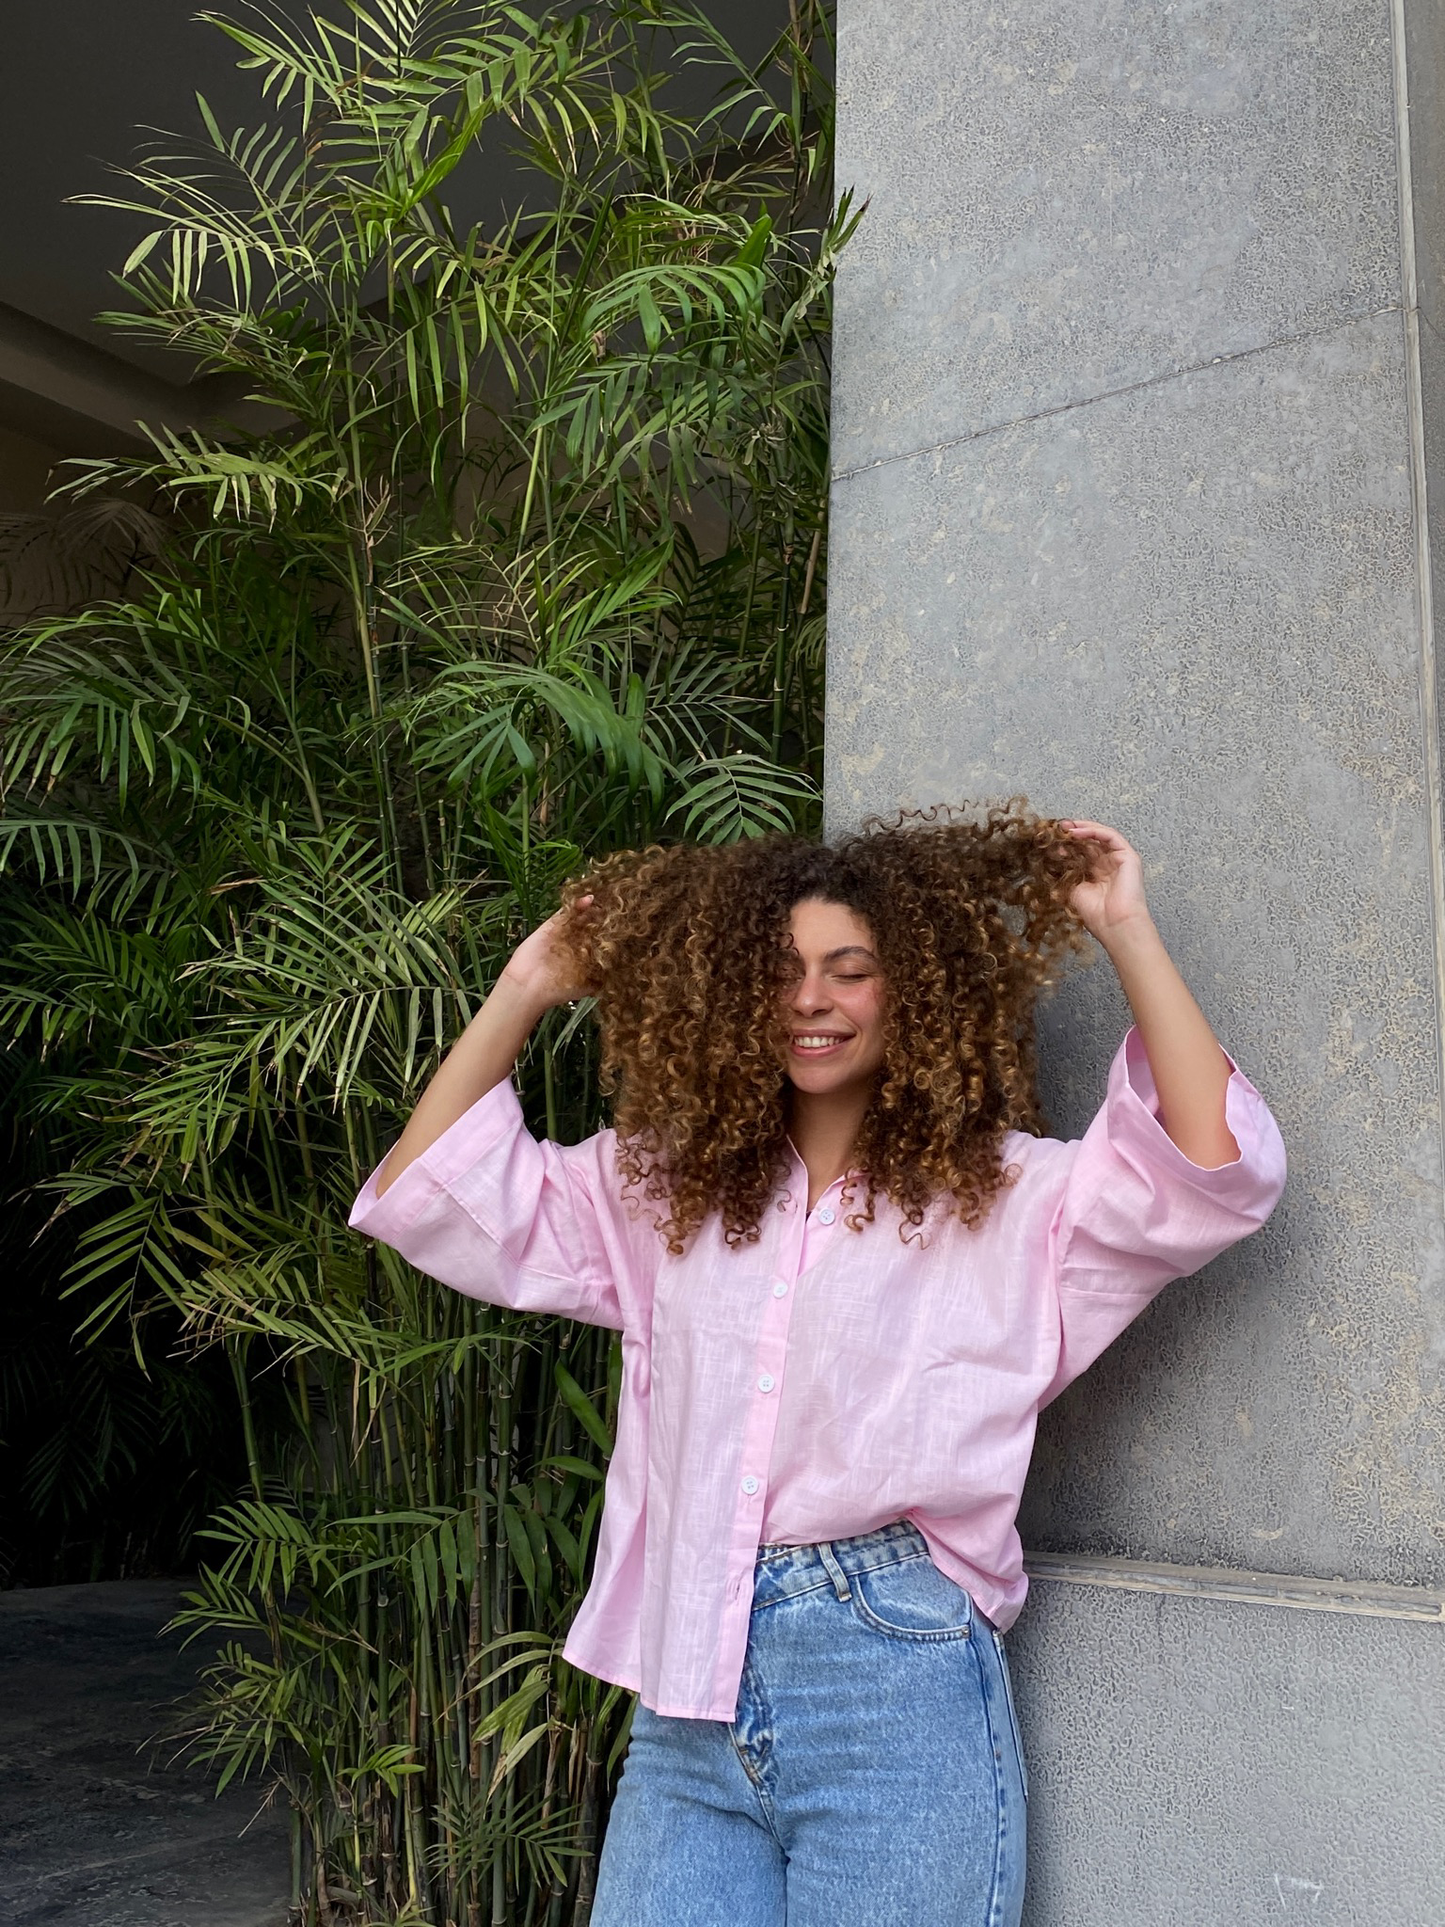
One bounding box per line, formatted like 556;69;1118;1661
772;1281;788;1298
817;1206;836;1225
741;1476;760;1496
757;1374;775;1393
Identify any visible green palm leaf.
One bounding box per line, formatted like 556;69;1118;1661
667;749;818;841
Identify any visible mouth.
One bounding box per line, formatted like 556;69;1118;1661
789;1031;854;1059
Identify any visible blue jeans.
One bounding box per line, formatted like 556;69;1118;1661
592;1521;1028;1927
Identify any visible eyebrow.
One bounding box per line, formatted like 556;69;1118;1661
823;945;878;963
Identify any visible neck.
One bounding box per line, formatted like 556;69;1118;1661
787;1081;874;1211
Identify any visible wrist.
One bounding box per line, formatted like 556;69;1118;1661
490;966;555;1028
1094;910;1165;967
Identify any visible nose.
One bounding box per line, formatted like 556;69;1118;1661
789;968;832;1016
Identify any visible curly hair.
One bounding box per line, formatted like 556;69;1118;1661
554;803;1100;1253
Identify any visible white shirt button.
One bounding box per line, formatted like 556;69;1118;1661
757;1374;775;1393
741;1476;760;1495
772;1281;788;1298
817;1206;836;1225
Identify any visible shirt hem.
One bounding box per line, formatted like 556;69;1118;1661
561;1642;737;1722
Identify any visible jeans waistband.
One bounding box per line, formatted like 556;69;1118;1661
751;1520;928;1608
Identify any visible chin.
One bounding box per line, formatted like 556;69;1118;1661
786;1064;858;1095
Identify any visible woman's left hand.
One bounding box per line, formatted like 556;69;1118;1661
1060;820;1154;949
1062;819;1238;1165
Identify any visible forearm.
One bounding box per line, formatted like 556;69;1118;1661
1100;919;1238;1168
375;973;547;1197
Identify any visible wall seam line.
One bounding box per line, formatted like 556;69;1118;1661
1389;0;1445;1221
832;301;1405;485
1025;1553;1445;1625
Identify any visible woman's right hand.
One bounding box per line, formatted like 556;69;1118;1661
498;896;593;1014
374;895;595;1196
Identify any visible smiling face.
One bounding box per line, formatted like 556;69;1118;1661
780;896;888;1097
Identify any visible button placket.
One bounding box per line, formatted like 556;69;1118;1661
719;1185;807;1648
733;1283;793;1506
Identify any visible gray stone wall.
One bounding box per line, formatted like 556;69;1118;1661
826;2;1445;1918
1006;1574;1445;1925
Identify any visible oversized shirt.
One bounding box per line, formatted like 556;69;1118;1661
349;1029;1285;1720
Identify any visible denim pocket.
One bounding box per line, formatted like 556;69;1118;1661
991;1628;1029;1800
849;1553;975;1641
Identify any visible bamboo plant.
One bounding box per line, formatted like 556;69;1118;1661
0;2;850;1922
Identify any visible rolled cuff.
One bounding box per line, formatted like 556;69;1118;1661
348;1078;525;1244
1108;1027;1287;1211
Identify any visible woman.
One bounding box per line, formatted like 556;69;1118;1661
350;806;1285;1927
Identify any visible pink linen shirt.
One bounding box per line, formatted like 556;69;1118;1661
349;1029;1285;1720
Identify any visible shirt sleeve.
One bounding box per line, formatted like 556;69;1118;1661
1041;1028;1286;1404
348;1079;647;1331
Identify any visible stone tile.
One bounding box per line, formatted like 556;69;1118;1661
825;307;1445;1584
1010;1579;1445;1926
832;0;1402;471
0;1582;290;1927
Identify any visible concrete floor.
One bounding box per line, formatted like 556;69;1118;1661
0;1580;291;1927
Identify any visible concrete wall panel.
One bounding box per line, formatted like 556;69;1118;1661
1403;0;1445;344
1009;1580;1445;1927
826;310;1445;1586
832;0;1402;472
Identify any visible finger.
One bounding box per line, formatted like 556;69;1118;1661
1066;824;1137;864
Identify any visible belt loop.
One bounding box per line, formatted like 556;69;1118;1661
818;1541;852;1601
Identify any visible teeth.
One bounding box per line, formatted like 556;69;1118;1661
794;1035;847;1049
